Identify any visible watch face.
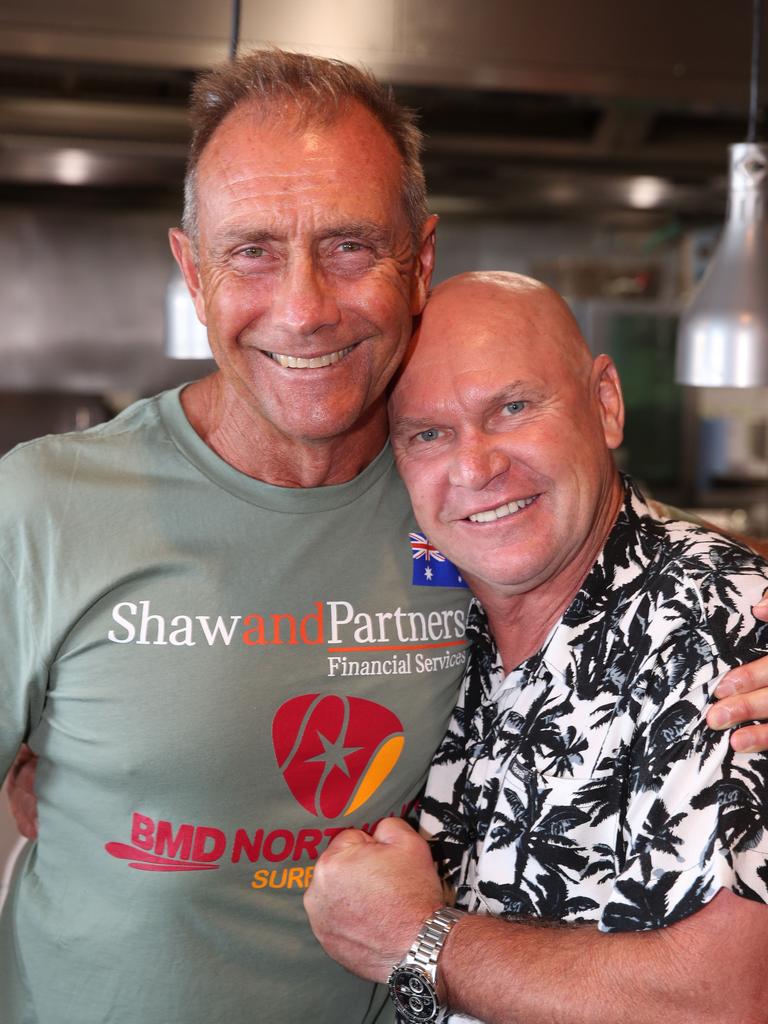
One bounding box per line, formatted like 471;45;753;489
389;965;442;1023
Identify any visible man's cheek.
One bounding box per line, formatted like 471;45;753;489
407;479;435;522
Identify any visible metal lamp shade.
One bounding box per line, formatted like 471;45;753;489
164;266;213;359
676;142;768;387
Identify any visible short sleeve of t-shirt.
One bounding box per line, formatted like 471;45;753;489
0;448;53;781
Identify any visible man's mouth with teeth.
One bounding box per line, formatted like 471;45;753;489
467;495;537;523
267;344;356;369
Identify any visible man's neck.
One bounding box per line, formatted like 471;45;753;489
471;476;624;674
180;374;389;488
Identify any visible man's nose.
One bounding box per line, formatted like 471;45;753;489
268;254;341;336
448;437;511;491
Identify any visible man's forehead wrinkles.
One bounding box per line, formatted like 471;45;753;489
218;173;329;201
451;375;532;406
200;152;349;200
201;177;403;231
204;130;344;175
394;376;458;419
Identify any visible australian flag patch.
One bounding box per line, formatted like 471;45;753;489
409;532;468;589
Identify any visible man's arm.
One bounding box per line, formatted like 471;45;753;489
438;885;765;1024
305;819;768;1024
647;501;768;750
4;744;37;839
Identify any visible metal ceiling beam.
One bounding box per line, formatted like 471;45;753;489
0;134;185;187
424;131;729;172
0;97;190;142
0;0;764;109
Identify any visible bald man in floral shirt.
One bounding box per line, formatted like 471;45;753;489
307;273;768;1024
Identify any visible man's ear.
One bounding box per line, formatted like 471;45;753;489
169;228;208;326
593;354;624;450
410;214;439;315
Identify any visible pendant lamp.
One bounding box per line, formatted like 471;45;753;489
164;265;213;359
164;0;241;359
676;0;768;387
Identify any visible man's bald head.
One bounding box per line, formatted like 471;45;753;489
398;271;594;392
389;271;625;603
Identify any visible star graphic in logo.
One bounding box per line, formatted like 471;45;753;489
424;565;433;581
272;694;406;817
306;731;363;777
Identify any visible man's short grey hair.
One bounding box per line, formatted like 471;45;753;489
182;48;428;253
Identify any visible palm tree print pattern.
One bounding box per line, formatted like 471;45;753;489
421;478;768;939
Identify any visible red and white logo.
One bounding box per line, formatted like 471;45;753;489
272;694;404;818
103;696;406;873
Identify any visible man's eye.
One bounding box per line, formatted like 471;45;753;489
416;428;441;443
504;401;526;414
337;241;366;253
241;246;266;258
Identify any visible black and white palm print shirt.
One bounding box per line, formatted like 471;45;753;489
422;478;768;949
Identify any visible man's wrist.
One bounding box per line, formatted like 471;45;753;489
433;907;469;1008
388;906;468;1022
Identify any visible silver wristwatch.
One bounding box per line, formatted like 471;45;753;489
387;906;466;1024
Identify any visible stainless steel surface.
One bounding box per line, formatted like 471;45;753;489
676;143;768;387
0;0;761;103
0;0;763;209
0;204;214;393
0;135;186;188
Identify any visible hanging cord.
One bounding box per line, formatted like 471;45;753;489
748;0;764;141
229;0;242;61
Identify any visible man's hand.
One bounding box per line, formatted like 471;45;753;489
308;846;768;1023
708;593;768;752
4;744;38;839
304;818;444;982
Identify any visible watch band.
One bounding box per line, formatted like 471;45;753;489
406;906;466;976
388;906;467;1024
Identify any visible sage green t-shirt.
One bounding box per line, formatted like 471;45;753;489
0;387;471;1024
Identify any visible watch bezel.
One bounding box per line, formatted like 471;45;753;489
388;963;442;1023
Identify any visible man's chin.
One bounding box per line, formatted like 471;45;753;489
448;548;554;597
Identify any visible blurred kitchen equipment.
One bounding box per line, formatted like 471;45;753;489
164;264;212;359
676;0;768;387
164;0;240;360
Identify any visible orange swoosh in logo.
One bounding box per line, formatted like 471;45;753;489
272;695;405;817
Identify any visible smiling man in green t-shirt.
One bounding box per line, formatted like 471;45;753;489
2;49;768;1024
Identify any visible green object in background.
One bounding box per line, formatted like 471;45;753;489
606;311;682;486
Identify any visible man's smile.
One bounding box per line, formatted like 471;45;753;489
266;344;358;369
466;495;538;523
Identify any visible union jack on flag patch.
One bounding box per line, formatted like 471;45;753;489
409;532;468;589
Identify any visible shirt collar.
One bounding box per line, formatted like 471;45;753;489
561;474;663;627
466;475;664;695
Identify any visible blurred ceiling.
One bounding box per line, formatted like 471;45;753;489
0;0;765;219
